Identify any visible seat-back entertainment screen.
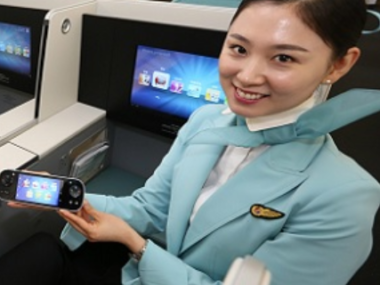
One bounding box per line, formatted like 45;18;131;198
0;6;46;92
130;45;225;120
78;15;227;139
0;5;47;115
0;22;31;76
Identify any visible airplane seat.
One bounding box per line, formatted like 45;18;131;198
85;166;146;197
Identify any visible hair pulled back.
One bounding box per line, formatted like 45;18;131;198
231;0;367;59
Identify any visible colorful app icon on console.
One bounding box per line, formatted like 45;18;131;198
45;193;52;201
22;179;30;188
26;190;33;198
51;182;58;191
32;181;39;189
41;182;49;190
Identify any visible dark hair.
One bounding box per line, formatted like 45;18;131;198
231;0;367;59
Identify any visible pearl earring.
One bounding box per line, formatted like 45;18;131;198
314;79;332;105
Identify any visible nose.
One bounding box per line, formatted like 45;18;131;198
236;58;266;86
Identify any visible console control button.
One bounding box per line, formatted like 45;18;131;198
69;184;82;199
0;173;14;187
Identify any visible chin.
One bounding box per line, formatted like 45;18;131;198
228;104;262;118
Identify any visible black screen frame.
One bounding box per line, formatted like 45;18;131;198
78;15;227;139
0;5;47;95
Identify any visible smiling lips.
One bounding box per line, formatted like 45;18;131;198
235;88;269;103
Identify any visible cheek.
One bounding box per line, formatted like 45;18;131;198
218;61;232;79
268;72;296;92
269;71;320;96
218;52;238;79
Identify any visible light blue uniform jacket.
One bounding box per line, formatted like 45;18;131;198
61;104;380;285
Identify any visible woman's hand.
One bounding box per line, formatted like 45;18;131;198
7;201;52;210
58;201;146;254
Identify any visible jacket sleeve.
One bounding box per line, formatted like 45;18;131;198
136;241;223;285
61;106;214;250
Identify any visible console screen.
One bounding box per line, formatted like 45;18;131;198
130;45;226;119
15;173;62;206
0;22;31;77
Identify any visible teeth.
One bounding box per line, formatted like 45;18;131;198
237;89;266;100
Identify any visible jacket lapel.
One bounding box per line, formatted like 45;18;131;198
179;136;325;255
166;111;236;256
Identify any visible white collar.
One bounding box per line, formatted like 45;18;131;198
222;94;317;132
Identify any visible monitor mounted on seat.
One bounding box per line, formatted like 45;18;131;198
78;15;227;139
0;5;47;115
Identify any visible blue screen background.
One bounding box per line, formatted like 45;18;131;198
15;174;61;206
130;45;226;119
0;22;31;76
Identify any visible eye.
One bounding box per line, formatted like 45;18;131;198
230;45;247;55
275;54;294;63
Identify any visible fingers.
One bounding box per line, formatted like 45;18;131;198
7;201;27;208
81;201;99;220
59;209;94;238
7;201;52;211
21;169;50;175
59;210;88;237
59;202;102;242
77;208;93;223
60;209;93;228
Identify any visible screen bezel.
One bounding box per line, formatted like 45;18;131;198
107;18;227;138
79;15;227;139
0;5;47;94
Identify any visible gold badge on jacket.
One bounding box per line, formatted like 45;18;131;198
250;204;285;219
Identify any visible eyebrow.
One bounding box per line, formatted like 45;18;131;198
229;33;250;44
228;33;309;52
272;44;309;52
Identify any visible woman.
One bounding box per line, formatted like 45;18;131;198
1;0;379;284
